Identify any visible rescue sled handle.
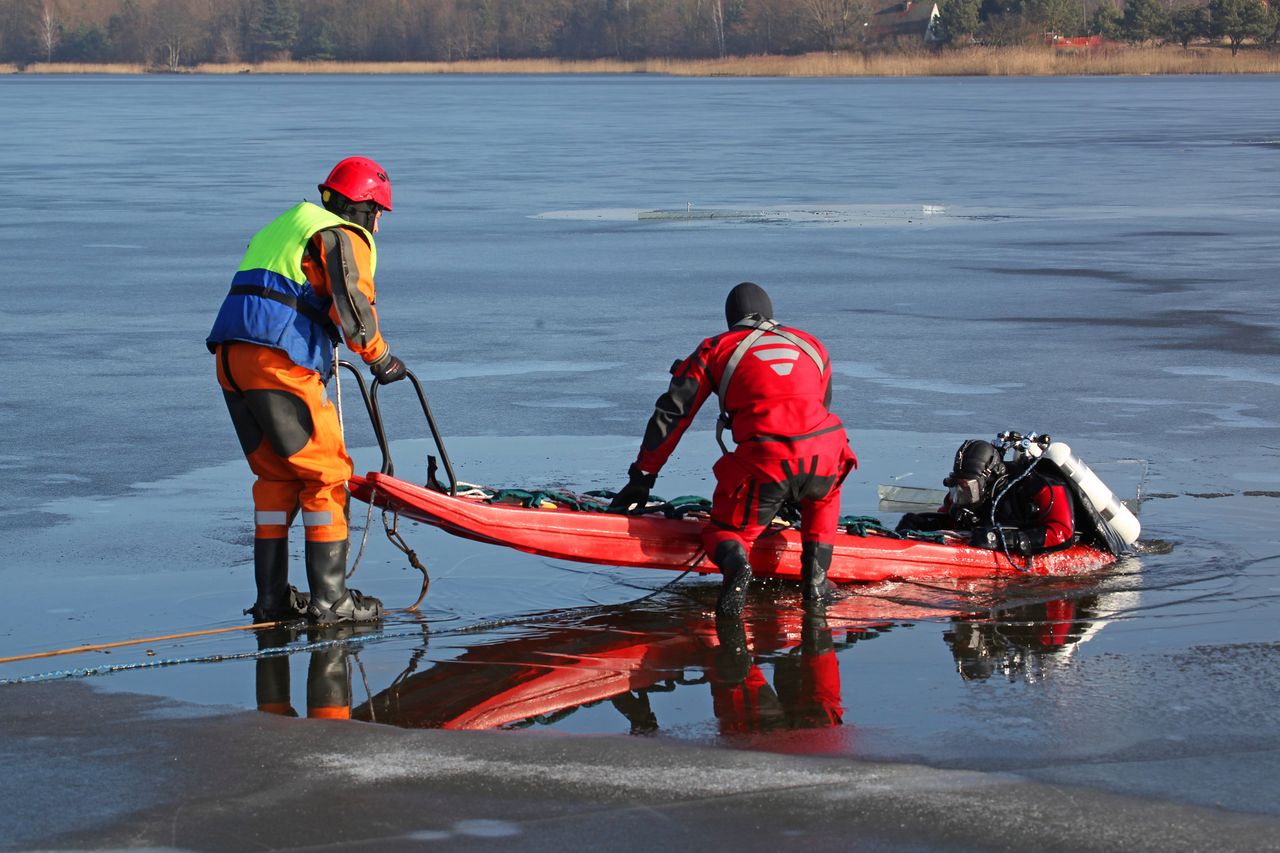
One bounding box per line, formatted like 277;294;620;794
337;360;458;495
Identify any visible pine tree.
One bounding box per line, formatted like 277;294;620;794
938;0;982;44
250;0;300;61
1122;0;1170;43
1208;0;1273;54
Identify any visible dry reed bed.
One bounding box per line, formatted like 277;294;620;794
8;48;1280;77
655;48;1280;75
5;62;147;73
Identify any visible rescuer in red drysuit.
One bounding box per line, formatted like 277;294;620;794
896;439;1075;556
609;282;857;616
208;157;409;625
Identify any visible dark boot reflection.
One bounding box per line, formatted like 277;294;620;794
774;605;844;729
254;624;382;720
305;627;354;720
254;625;298;717
710;615;786;734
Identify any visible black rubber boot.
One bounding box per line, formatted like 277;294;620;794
713;540;753;618
246;538;309;623
305;540;383;624
800;541;835;605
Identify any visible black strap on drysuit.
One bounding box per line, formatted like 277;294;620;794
227;284;341;345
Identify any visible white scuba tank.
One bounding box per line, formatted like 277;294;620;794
1026;441;1141;546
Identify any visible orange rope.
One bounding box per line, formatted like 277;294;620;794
0;586;429;666
2;502;429;668
0;620;284;665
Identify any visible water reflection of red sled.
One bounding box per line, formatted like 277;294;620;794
348;584;1103;733
351;591;917;732
349;471;1115;583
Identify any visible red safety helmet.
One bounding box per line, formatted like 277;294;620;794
319;156;393;211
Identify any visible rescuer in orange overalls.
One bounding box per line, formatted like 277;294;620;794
208;157;409;624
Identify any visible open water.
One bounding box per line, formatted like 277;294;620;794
1;74;1279;844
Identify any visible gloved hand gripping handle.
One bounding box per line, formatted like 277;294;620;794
608;464;657;514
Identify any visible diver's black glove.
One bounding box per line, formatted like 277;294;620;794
895;511;951;534
970;526;1032;555
608;464;657;513
370;352;407;385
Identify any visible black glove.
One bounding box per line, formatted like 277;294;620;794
895;511;952;534
608;464;657;513
370;352;407;385
970;526;1032;555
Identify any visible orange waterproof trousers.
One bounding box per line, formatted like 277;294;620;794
215;342;350;542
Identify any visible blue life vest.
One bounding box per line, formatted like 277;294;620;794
207;202;377;377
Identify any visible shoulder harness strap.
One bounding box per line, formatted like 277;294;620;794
714;319;826;454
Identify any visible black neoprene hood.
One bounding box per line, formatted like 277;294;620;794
725;281;774;329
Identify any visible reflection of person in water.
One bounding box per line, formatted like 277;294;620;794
609;690;660;736
254;626;358;719
943;596;1097;682
708;610;844;734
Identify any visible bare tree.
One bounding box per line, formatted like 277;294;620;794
711;0;726;55
39;0;58;62
150;1;199;69
801;0;865;50
739;0;805;53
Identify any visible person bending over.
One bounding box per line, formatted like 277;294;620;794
609;282;857;616
207;157;411;624
897;439;1075;556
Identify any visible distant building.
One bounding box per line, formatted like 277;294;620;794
867;1;943;45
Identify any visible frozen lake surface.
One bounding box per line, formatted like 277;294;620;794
1;74;1279;846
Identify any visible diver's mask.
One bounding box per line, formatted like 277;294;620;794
947;478;985;508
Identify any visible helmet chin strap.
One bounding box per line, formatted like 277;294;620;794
322;191;380;232
338;202;379;232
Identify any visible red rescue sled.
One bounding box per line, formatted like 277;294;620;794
349;472;1116;583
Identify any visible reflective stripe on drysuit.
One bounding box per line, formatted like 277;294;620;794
207;201;389;378
631;319;856;555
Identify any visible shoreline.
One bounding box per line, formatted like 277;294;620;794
4;47;1280;77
